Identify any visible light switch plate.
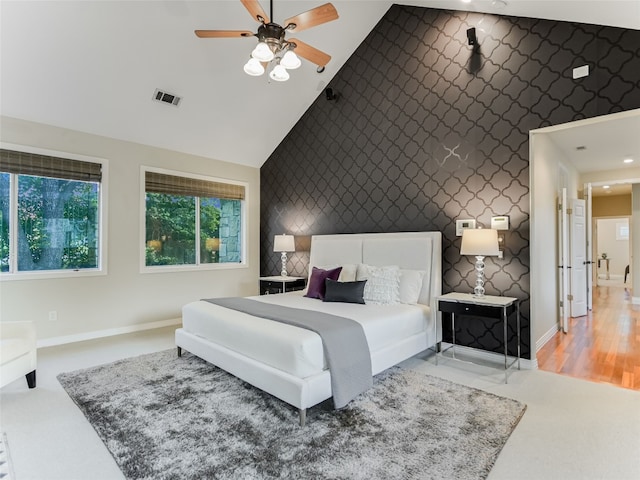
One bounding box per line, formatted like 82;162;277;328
456;219;476;236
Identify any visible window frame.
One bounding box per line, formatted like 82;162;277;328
0;143;108;281
140;166;248;274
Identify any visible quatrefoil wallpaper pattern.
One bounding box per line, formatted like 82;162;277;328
260;5;640;360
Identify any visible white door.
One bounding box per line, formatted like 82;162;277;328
559;188;569;333
585;184;593;311
570;199;587;317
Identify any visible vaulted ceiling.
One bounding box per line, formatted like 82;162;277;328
2;1;639;168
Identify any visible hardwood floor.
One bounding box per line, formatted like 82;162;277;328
537;284;640;390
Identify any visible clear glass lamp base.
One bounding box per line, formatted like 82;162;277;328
473;255;486;297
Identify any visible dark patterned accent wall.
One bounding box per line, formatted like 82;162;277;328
260;6;640;360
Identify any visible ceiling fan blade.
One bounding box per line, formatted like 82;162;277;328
240;0;270;24
195;30;255;38
289;38;331;68
284;3;338;33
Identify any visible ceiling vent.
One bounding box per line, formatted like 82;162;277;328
153;89;181;107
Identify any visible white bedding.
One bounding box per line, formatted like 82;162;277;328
182;291;430;379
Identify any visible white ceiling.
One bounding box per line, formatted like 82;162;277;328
1;0;639;169
542;110;640;196
547;113;640;174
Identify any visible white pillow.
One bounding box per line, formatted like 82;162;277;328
313;264;357;282
399;269;426;304
338;263;358;282
357;264;400;305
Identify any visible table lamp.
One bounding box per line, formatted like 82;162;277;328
460;228;500;297
274;234;295;277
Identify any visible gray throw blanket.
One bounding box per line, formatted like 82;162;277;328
203;297;373;409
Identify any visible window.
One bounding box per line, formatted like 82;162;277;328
143;169;245;270
0;148;104;276
616;221;629;240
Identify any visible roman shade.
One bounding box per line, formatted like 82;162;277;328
0;149;102;182
145;171;245;200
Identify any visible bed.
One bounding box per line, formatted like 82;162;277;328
175;231;442;425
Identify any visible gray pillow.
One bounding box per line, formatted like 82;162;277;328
323;279;367;304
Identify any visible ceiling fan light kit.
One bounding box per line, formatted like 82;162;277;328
196;0;338;83
269;64;290;82
280;50;301;69
243;58;265;76
251;41;275;62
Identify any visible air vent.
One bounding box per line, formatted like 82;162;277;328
153;89;181;107
576;145;587;151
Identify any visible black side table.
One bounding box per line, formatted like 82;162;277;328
259;276;306;295
437;292;521;383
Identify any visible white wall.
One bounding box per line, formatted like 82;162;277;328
0;116;260;343
530;132;580;353
596;218;629;278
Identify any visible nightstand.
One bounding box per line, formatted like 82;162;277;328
259;276;306;295
437;292;521;383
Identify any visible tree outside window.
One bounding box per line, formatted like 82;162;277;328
0;149;102;275
143;169;243;268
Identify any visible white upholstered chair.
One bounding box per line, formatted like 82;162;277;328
1;321;37;389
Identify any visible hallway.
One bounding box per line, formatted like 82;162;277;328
537;285;640;390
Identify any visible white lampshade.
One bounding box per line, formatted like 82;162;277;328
251;42;274;62
269;64;290;82
274;234;295;253
280;50;301;70
460;228;499;256
243;58;265;76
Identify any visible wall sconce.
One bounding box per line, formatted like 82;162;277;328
491;215;510;259
325;87;338;101
274;234;295;277
460;228;500;297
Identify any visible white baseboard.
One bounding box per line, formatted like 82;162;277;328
37;318;182;348
536;323;560;352
440;343;537;370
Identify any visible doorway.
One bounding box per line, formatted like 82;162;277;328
530;109;640;390
538;197;637;389
594;217;630;287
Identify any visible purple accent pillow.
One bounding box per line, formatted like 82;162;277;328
304;266;343;299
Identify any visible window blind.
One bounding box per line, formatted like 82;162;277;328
145;171;245;200
0;148;102;182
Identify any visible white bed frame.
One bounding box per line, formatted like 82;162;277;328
175;231;442;425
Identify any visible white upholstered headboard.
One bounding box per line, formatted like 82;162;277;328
308;231;442;307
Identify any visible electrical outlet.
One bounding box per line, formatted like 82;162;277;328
48;310;57;321
572;65;589;79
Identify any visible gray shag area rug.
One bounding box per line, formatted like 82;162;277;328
57;349;526;480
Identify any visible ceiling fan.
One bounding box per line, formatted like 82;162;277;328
195;0;339;82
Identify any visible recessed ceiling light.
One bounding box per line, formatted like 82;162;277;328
603;185;610;189
623;158;634;164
